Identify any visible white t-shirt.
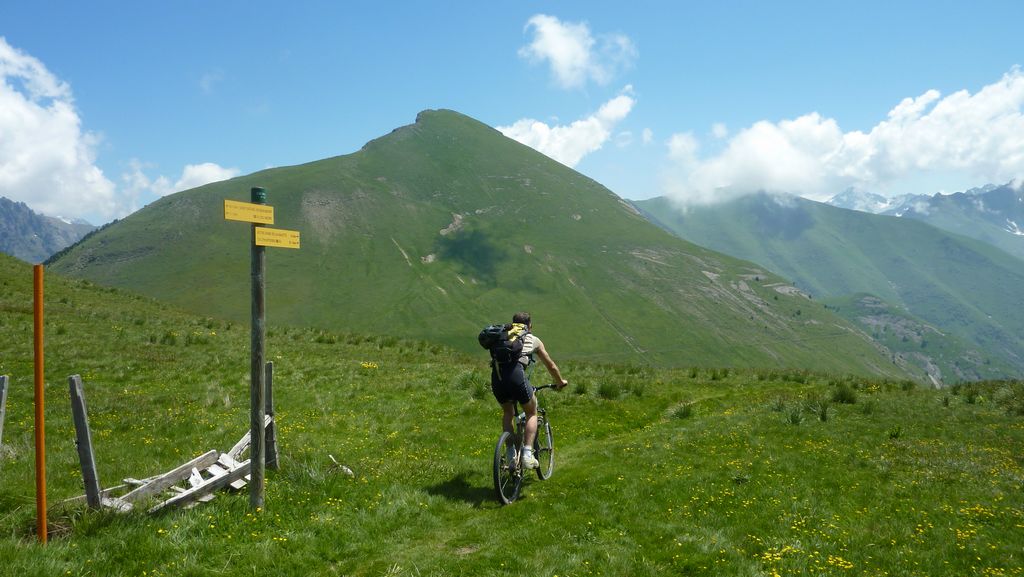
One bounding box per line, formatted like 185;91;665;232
520;333;541;366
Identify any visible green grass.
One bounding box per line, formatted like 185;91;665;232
1;256;1023;576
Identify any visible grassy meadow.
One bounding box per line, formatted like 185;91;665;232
1;258;1023;576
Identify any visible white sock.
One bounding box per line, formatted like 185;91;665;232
523;447;533;457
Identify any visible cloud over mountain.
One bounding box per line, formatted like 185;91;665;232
0;36;118;221
497;90;635;168
664;67;1024;205
0;37;241;224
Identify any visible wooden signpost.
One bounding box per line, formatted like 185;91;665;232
223;188;299;510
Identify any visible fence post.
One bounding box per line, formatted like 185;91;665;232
33;264;47;543
265;361;278;470
0;375;8;448
69;375;102;508
249;187;267;510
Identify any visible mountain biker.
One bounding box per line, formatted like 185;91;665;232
491;311;568;469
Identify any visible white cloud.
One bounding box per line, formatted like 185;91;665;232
642;128;654;145
497;91;636;167
0;36;119;221
664;67;1024;205
0;38;241;224
519;14;637;90
122;160;239;202
711;123;729;139
172;162;239;192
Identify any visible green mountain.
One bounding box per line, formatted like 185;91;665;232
635;193;1024;382
829;183;1024;261
888;184;1024;261
48;110;907;378
0;196;95;263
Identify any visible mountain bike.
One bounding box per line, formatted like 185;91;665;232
493;384;555;505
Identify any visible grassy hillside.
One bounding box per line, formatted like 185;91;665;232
635;193;1024;383
893;184;1024;262
48;110;907;379
1;255;1023;576
824;294;1017;384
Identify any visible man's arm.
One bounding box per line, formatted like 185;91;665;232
534;339;568;389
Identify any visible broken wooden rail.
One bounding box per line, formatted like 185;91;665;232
67;368;278;514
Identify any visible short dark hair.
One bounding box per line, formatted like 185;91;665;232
512;311;531;326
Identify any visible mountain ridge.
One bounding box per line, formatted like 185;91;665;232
0;196;95;263
635;192;1024;382
48;109;909;378
827;183;1024;260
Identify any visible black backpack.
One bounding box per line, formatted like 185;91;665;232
478;322;529;365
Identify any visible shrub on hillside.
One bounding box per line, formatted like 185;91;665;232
598;381;621;400
831;382;858;404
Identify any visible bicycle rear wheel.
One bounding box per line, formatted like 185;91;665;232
534;417;554;480
493;431;522;504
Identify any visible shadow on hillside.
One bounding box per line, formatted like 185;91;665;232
436;228;508;284
426;471;494;508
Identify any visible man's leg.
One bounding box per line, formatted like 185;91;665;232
521;394;538;456
501;401;516;435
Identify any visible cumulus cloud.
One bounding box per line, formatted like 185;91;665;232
122;160;239;205
0;38;241;223
519;14;637;90
172;162;239;192
664;67;1024;205
497;90;636;167
0;36;119;221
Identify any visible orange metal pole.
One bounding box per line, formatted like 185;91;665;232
33;264;47;544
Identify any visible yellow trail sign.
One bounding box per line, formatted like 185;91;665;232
224;199;274;224
255;227;300;249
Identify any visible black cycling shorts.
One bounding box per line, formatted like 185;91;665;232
491;362;532;405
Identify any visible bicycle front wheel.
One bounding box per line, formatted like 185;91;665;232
534;418;554;480
493;431;522;505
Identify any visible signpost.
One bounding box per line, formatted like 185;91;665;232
223;190;299;511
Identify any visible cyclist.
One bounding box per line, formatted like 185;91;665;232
491;311;568;469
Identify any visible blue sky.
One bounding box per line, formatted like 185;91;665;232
2;1;1023;224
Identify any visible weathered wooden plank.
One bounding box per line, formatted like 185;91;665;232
69;375;102;508
0;375;8;447
216;453;249;490
58;484;128;506
121;450;219;503
149;459;251;514
101;496;133;512
227;415;273;459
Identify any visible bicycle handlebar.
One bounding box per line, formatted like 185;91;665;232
534;383;566;392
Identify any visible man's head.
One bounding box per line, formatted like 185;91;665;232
512;311;531;328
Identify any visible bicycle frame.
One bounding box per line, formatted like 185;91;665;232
493;385;555;505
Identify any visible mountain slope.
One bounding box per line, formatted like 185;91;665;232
886;183;1024;261
635;193;1024;382
828;183;1024;261
0;196;95;263
48;110;907;377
